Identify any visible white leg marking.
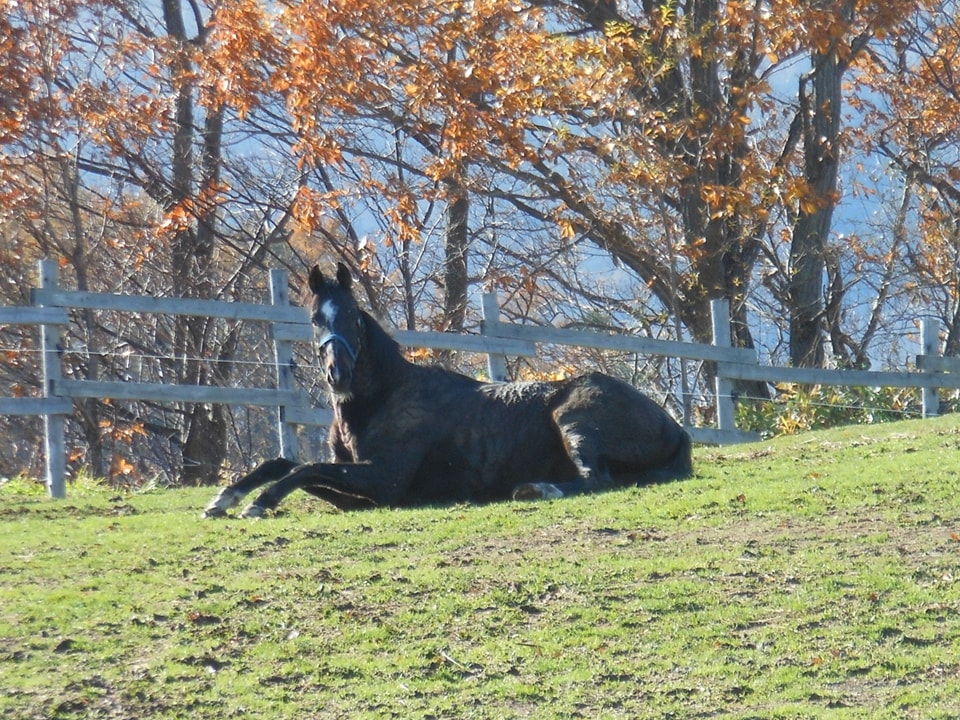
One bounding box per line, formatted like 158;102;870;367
201;487;244;519
239;503;266;519
512;482;565;501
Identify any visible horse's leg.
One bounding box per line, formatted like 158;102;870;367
202;457;299;518
511;432;608;500
513;402;613;501
239;461;411;518
573;373;693;482
513;373;692;500
512;482;567;500
302;486;376;511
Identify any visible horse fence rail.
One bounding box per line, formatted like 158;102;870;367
2;259;958;497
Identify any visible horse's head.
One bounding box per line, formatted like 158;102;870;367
308;262;363;396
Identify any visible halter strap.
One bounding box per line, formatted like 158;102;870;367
317;332;358;362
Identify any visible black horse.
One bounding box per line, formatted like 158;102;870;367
203;263;693;518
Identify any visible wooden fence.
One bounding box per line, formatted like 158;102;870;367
3;259;960;497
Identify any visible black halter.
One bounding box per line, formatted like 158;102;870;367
317;332;358;362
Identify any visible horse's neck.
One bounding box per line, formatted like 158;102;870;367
347;312;409;401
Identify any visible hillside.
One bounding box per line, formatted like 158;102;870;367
2;416;960;719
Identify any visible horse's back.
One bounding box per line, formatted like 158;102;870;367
361;368;561;502
475;372;692;485
363;367;689;503
405;374;575;501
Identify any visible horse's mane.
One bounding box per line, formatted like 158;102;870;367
358;309;478;394
358;310;409;387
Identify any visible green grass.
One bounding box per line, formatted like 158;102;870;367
3;416;960;718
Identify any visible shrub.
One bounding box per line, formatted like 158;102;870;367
736;384;923;438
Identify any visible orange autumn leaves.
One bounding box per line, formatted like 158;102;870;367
4;0;960;346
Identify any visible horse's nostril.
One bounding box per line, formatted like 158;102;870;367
325;362;352;393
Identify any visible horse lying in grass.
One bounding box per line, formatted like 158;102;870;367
203;263;693;519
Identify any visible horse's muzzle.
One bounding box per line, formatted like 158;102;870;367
318;333;357;395
326;365;353;394
323;348;354;395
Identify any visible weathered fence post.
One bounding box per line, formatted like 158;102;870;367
270;269;299;460
481;292;508;382
711;299;737;435
37;259;67;498
921;319;941;419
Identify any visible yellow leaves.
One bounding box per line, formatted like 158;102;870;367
405;347;434;362
160;205;194;235
201;0;286;117
99;419;147;443
6;0;937;286
541;366;575;382
109;455;136;478
558;218;578;241
291;185;348;234
158;181;231;238
603;20;635;40
403;76;444;116
781;178;826;216
797;195;820;216
279;0;561;162
517;266;541;295
656;1;677;26
701;185;749;221
515;364;575;382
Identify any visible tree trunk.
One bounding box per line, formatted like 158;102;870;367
163;0;229;486
789;48;843;367
58;159;106;476
443;178;469;333
177;110;229;487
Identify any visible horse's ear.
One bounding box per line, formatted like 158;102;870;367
336;262;353;291
308;265;324;295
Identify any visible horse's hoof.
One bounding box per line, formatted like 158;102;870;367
201;506;228;519
240;503;267;519
202;488;242;519
512;482;564;501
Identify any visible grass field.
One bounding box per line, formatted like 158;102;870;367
2;416;960;719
